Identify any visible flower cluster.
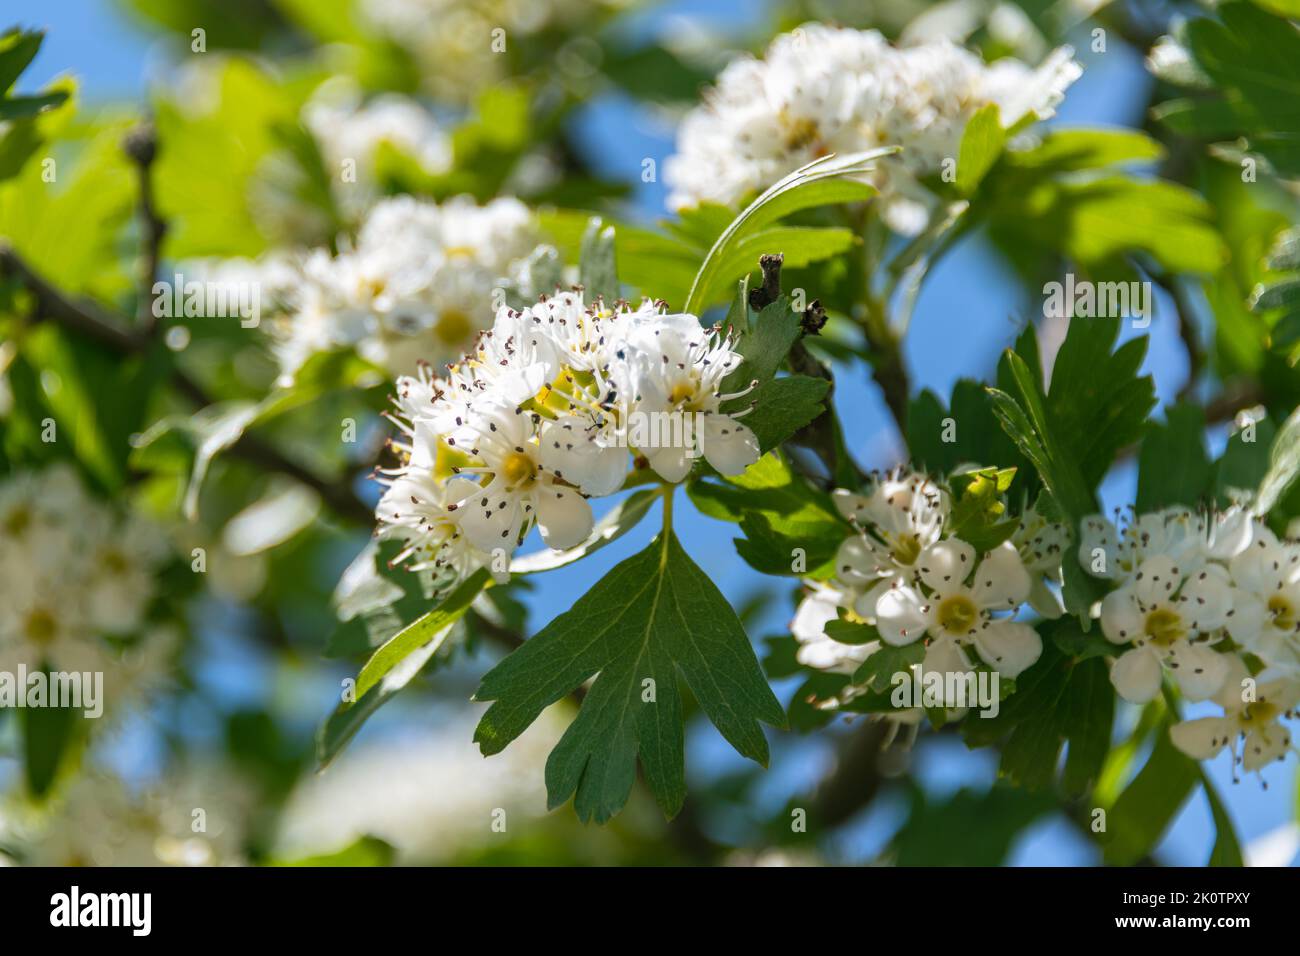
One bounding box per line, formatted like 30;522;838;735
1;764;252;867
358;0;623;104
666;24;1080;233
267;195;541;381
302;79;452;218
792;467;1065;720
0;465;173;680
1081;506;1300;776
375;289;762;589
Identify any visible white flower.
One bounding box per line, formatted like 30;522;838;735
666;24;1079;233
1225;526;1300;672
1011;502;1067;618
616;313;760;481
1099;555;1234;703
445;398;594;552
829;467;949;617
374;288;765;574
357;0;619;104
0;467;173;685
791;583;874;674
1170;657;1298;778
1079;507;1213;583
303;80;451;216
270;195;542;381
874;540;1042;678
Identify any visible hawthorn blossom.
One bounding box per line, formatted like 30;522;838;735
829;467;949;618
1170;657;1298;779
1099;555;1233;703
303;80;452;217
0;466;173;685
1011;502;1068;618
1225;526;1300;672
269;195;542;381
374;290;763;572
875;539;1042;678
666;24;1080;233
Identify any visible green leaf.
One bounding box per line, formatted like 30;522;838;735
21;698;83;799
735;511;837;577
1256;404;1300;514
907;380;1030;482
893;785;1055;865
741;375;831;452
1136;403;1212;511
1214;417;1277;501
1003;129;1165;172
317;570;490;767
472;531;785;822
578;217;620;303
272;835;396;867
852;641;924;692
723;296;800;393
683;150;892;314
1102;722;1200;865
990;318;1155;526
1202;770;1245;867
0;92;68;121
963;631;1114;795
696;225;857;310
1185;3;1300;177
956;103;1005;195
0;28;43;94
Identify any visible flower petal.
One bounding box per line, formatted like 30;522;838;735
1169;643;1230;701
875;585;929;646
534;485;592;550
1170;717;1234;761
916;539;975;594
969;543;1030;610
701;415;760;476
1099;588;1143;645
1110;647;1163;703
971;619;1042;678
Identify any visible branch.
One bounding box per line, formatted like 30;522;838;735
0;243;143;352
0;242;374;526
123;122;168;335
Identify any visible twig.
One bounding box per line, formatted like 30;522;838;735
0;242;374;525
123;122;168;335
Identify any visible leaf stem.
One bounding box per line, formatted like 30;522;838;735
660;483;675;562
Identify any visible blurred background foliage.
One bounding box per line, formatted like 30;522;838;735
0;0;1298;866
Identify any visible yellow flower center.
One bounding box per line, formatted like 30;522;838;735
1144;607;1186;647
502;451;535;487
3;505;30;537
434;308;474;346
669;382;696;407
937;595;978;635
24;608;57;644
781;115;822;152
889;532;923;567
1267;594;1296;632
1239;700;1279;730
